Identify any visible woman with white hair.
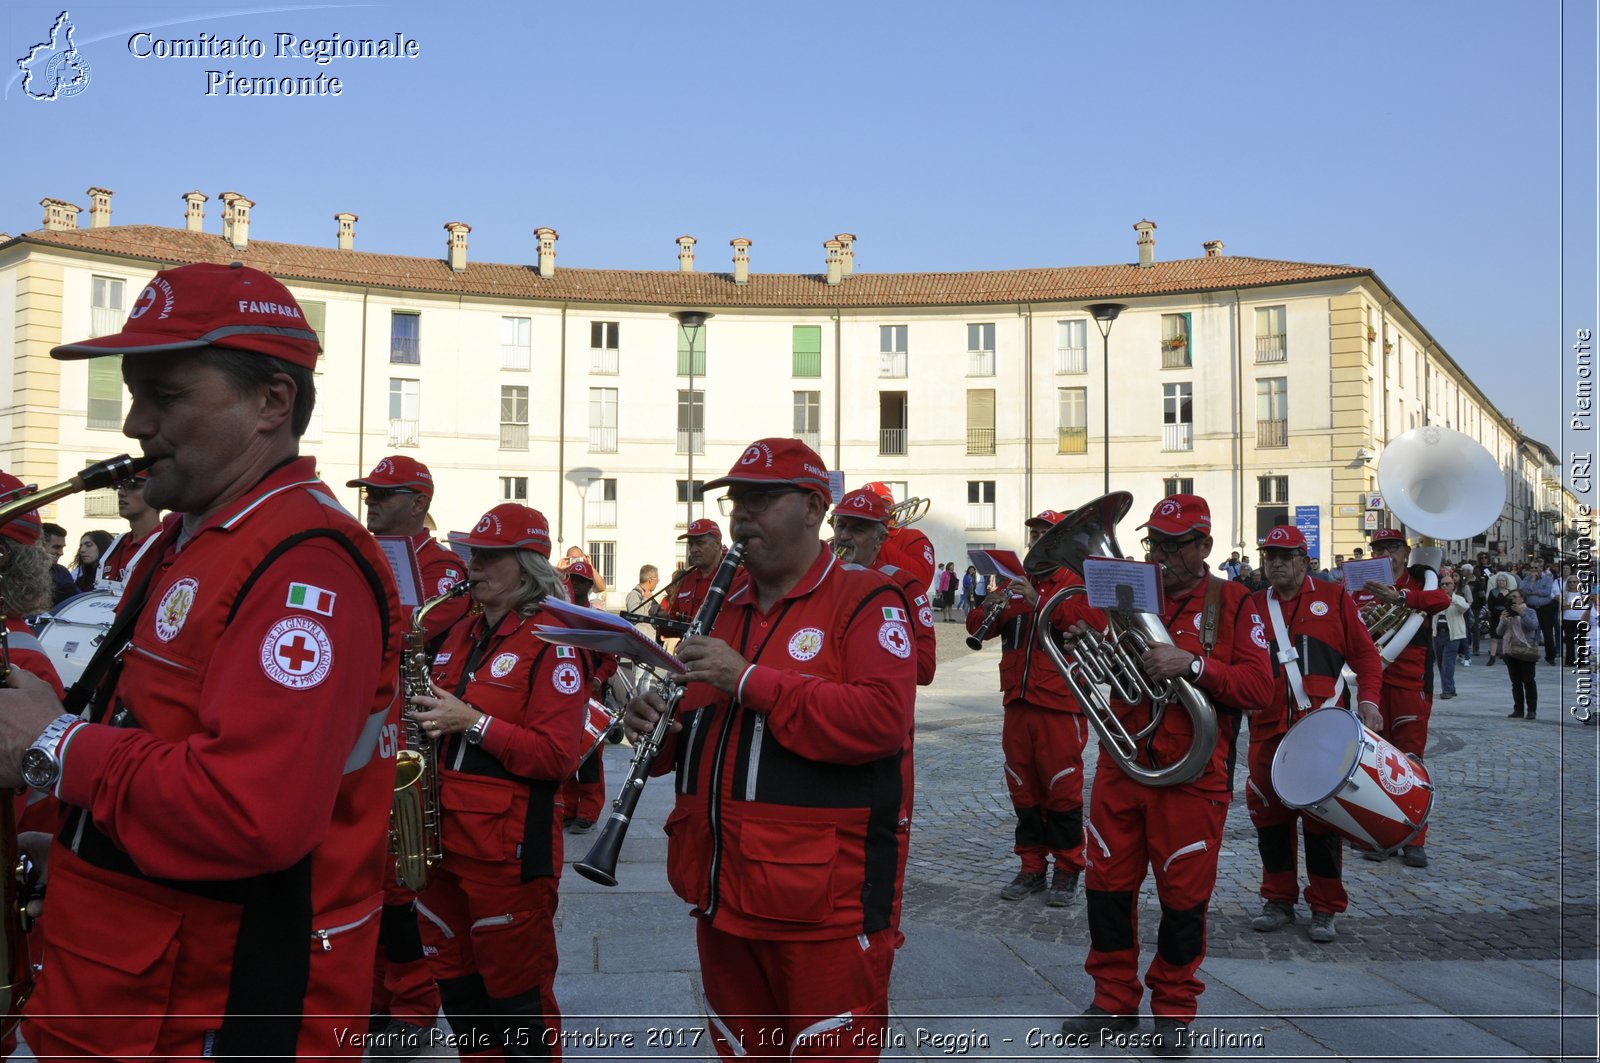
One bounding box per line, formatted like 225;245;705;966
1484;571;1518;666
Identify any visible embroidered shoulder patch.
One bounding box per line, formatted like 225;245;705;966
154;578;199;642
878;620;912;659
552;662;582;695
260;616;334;689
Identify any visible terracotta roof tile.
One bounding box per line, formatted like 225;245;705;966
14;224;1371;308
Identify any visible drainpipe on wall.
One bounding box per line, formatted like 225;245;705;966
557;303;568;546
1021;303;1033;522
833;309;842;474
356;287;369;497
1232;289;1243;551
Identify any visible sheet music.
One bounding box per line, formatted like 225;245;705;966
1342;558;1397;595
969;549;1026;585
1081;556;1165;613
375;535;424;609
534;597;689;676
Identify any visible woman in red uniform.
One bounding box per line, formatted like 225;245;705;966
407;503;586;1059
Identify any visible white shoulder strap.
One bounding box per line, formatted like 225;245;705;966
1265;589;1347;715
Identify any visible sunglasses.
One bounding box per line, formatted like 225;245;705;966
1142;535;1204;555
364;488;416;504
718;487;803;516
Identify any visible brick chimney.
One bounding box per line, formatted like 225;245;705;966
218;192;242;244
1134;219;1156;268
445;221;470;272
335;212;357;250
87;187;113;229
229;195;254;251
731;237;751;285
824;239;843;286
1202;239;1224;258
535;227;558;278
183;191;208;232
677;235;696;273
834;233;856;277
40;198;79;231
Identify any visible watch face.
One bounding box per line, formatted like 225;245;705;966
21;748;57;790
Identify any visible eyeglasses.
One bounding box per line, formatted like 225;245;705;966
114;481;143;493
364;488;416;504
718;487;802;516
1141;535;1204;555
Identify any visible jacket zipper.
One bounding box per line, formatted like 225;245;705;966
744;715;765;801
125;642;200;675
702;700;740;920
312;904;380;951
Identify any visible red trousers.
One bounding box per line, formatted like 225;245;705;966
1246;731;1347;913
1380;685;1433;844
697;922;896;1061
1001;703;1088;873
1083;769;1227;1024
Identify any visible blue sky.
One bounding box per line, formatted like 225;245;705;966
2;0;1592;467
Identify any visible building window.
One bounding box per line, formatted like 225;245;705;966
500;476;527;502
589;387;618;452
880;325;908;378
792;325;822;378
588;541;616;591
1058;387;1088;454
793;391;821;450
90;275;124;338
1255;305;1286;363
501;316;531;370
1163;477;1194;496
590;320;620;374
1256;377;1288;447
587;478;618;528
84;484;119;518
1162;382;1193;451
967;480;996;529
301;300;327;357
966;389;996;455
880;392;908;456
1161;312;1191;368
879;481;909;507
677;322;706;377
1257;475;1289;545
390;311;420;364
677;390;704;455
1057;319;1087;374
86;355;123;430
389;378;420;446
675;480;706;525
967;322;995;376
500;385;529;450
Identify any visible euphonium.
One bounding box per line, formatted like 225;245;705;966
1022;492;1218;788
391;579;476;891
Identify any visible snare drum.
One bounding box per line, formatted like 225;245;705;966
1270;706;1435;855
34;590;119;689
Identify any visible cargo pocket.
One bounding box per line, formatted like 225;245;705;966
441;774;518;863
726;819;837;925
662;806;710;908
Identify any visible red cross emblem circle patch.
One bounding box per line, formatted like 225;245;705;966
878;620;912;659
260;616;334;689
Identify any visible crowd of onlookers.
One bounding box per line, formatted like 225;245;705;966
32;522;114;614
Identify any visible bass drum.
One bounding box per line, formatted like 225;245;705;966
34;590;120;689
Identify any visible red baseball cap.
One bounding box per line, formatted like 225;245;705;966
703;438;831;501
450;504;551;556
677;518;723;541
347;455;434;498
1139;494;1212;537
51;262;321;369
1370;528;1409;547
1025;509;1067;530
0;471;42;545
833;488;891;524
565;559;596;583
1261;525;1307;552
862;481;896;504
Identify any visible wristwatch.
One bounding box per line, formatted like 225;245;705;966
1187;656;1204;680
463;713;491;746
22;714;80;791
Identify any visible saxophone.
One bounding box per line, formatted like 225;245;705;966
390;580;476;891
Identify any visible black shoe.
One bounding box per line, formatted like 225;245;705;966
569;818;596;834
1525;711;1537;721
1060;1006;1139;1038
1152;1017;1191;1057
1000;870;1047;901
369;1019;430;1060
1046;867;1079;907
1402;845;1428;868
1508;709;1524;718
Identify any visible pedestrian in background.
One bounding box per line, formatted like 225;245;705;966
1433;573;1469;700
1498;590;1542;719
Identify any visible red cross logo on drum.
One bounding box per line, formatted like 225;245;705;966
277;634;317;673
1378;747;1414;795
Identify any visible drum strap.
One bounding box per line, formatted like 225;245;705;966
1265;589;1347;715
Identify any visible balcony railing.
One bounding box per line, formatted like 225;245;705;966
880;350;907;377
1161;342;1191;368
501;343;531;370
390;336;420;364
676;429;705;455
967;503;996;529
500;422;529;450
674;501;707;527
389;418;420;447
966;427;996;455
91;305;123;338
796;430;820;450
1058;426;1088;454
87;398;121;430
587;499;618;528
879;428;907;456
590;347;619;374
1162;423;1193;451
1256;419;1288;448
589;426;617;453
1255;333;1287;363
1057;346;1087;374
84;489;118;518
968;350;995;376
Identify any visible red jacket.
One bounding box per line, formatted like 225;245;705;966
874;562;936;686
410;530;470;644
668;563;718;625
1349;569;1451;691
881;526;936;590
654;546;917;941
1249;576;1383;740
97;524;163;590
966;567;1081;711
1055;575;1273;797
429;607;586;880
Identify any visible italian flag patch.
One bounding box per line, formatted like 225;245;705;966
286;583;337;617
882;606;907;622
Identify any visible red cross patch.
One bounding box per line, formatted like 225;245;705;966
1378;746;1414;795
260;616;334;689
878;620;912;659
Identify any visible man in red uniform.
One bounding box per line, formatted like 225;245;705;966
863;482;936;590
667;517;727;627
1055;494;1273;1057
830;488;936;687
627;439;917;1060
96;469;162;593
1353;526;1451;868
967;509;1088;907
350;455;469;644
1246;524;1383;944
0;262;402;1059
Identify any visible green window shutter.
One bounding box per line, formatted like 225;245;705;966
301;300;326;355
677;327;706;376
792;326;822;377
87;355;123;429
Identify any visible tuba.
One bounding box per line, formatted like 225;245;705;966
887;496;931;529
1022;492;1218;788
390;579;476;891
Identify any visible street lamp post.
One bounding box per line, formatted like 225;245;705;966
565;466;604;563
671;310;713;530
1086;303;1128;496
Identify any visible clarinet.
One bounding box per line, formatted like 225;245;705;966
574;540;746;886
